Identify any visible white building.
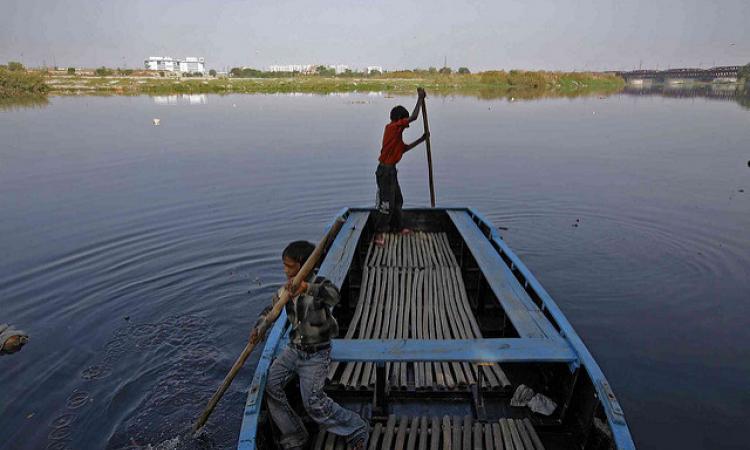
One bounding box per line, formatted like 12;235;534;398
267;64;316;74
179;57;205;74
329;64;350;74
367;65;383;74
145;56;205;74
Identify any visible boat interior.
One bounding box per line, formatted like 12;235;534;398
250;209;621;450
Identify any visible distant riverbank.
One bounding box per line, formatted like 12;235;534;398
42;71;625;99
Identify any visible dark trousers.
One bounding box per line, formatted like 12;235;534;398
375;163;403;233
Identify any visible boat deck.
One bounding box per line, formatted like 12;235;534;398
313;415;545;450
327;232;510;391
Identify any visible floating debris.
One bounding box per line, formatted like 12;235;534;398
152;118;160;126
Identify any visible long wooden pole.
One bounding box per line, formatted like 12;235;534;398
420;90;436;207
193;216;346;433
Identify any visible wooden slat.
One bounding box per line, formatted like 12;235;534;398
498;419;513;450
394;415;409;450
313;430;327;450
430;417;440;450
484;423;495;450
515;419;534;450
491;422;505;450
462;416;472;450
382;415;398;450
324;431;337;450
406;416;420;450
334;434;346;450
522;419;545;450
473;422;483;450
368;423;384;450
418;416;429;450
436;269;465;387
507;419;524;450
441;416;451;450
451;415;461;450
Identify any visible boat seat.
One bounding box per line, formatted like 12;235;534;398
312;414;546;450
447;211;558;340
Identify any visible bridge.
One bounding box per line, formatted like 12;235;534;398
618;66;743;82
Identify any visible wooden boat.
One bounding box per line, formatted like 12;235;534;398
237;208;634;449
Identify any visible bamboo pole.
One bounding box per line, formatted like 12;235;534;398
420;88;436;207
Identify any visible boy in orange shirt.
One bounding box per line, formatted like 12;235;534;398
374;88;429;246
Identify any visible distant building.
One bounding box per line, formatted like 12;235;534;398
367;66;383;74
329;64;350;74
179;57;205;73
267;64;316;74
145;56;205;74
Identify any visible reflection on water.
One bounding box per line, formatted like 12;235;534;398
4;83;750;111
0;95;49;111
622;83;750;109
152;94;208;105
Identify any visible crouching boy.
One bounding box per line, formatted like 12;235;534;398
251;241;368;450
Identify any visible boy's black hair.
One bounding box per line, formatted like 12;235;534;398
390;105;409;121
282;240;315;265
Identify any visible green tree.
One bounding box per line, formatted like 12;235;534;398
0;67;49;98
316;65;336;76
739;63;750;80
458;67;470;74
95;66;113;76
428;67;437;74
67;67;76;75
439;66;452;74
8;61;24;72
209;69;217;77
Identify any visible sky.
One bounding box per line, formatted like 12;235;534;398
1;0;748;72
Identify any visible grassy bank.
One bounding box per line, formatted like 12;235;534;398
44;71;624;99
0;63;49;98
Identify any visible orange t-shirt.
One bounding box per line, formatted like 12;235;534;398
378;118;410;165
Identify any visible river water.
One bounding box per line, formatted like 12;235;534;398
1;90;748;449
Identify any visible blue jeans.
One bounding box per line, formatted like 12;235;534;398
265;345;368;449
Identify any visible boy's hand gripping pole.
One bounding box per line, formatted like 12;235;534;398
193;216;346;434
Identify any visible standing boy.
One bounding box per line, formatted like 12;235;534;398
251;241;368;450
374;88;429;246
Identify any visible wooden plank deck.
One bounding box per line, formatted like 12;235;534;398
313;416;545;450
328;231;511;391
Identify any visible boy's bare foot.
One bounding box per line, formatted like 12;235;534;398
373;234;385;247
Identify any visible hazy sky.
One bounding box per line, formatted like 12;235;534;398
2;0;748;72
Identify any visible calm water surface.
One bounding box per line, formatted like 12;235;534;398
1;92;748;449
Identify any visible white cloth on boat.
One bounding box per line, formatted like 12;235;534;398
510;384;558;416
510;384;535;407
528;393;557;415
1;323;28;354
